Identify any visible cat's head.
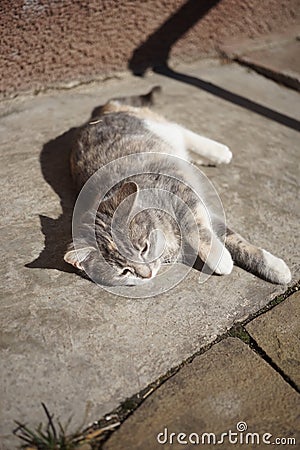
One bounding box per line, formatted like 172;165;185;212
64;181;164;286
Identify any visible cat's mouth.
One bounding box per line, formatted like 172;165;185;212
123;264;161;286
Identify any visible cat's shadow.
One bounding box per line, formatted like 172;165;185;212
26;126;78;274
26;119;212;277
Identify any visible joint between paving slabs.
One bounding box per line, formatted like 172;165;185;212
228;324;299;394
91;281;300;447
228;280;300;395
241;280;300;324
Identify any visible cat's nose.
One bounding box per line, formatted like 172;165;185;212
135;265;152;279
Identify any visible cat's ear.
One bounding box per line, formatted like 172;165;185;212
99;181;139;214
64;244;95;270
114;181;139;208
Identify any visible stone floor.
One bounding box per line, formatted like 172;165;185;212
104;292;300;450
0;58;299;449
220;27;300;91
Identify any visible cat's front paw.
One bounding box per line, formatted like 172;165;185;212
213;247;234;275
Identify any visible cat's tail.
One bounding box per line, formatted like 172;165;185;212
224;227;291;284
91;86;161;118
111;85;162;107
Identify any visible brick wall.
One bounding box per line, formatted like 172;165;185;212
0;0;299;98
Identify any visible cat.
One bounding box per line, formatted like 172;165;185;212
64;87;291;287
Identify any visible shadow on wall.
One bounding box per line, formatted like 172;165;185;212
128;0;300;132
129;0;221;76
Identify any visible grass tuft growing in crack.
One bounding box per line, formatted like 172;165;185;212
13;403;120;450
228;324;251;344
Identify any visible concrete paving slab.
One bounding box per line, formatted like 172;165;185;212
235;40;300;91
104;338;300;450
246;292;300;389
220;30;300;91
0;61;299;449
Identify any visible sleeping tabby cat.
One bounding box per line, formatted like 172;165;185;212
64;87;291;287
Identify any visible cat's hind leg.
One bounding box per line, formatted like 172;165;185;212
225;228;291;284
182;128;232;165
145;120;232;164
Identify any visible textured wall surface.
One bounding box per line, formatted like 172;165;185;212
0;0;299;97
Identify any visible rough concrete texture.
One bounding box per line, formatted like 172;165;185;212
246;292;300;389
0;60;299;448
220;29;300;91
104;338;300;450
1;0;299;98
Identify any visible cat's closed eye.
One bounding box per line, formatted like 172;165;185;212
120;267;134;277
